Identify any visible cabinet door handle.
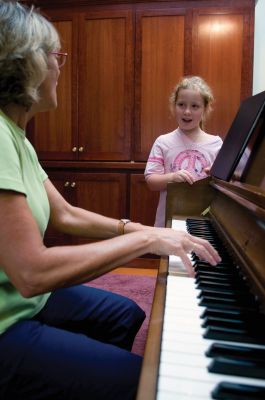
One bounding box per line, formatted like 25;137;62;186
70;182;76;188
79;146;84;152
64;181;70;187
72;146;77;152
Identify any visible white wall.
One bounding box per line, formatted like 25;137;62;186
253;0;265;94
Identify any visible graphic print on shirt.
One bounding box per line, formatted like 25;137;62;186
170;149;208;179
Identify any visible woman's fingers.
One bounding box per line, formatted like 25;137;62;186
190;237;221;265
150;228;221;275
177;249;195;277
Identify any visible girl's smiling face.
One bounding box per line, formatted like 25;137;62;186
175;88;205;134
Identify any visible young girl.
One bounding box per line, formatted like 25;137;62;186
145;76;223;227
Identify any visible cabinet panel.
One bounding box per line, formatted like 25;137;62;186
33;16;78;160
134;10;185;161
192;9;253;138
78;11;133;160
44;171;76;246
44;170;127;245
74;173;127;218
130;174;159;227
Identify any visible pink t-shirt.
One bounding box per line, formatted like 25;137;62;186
145;128;223;227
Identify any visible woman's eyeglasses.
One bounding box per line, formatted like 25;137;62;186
51;51;68;68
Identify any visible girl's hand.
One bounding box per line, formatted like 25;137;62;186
171;170;195;185
203;166;211;175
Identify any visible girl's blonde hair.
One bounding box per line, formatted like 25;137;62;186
169;76;214;129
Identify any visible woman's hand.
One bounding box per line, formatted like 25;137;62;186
145;227;221;277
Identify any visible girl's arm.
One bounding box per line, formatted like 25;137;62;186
146;170;195;191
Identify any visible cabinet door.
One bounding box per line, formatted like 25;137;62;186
191;7;254;138
78;10;133;161
134;9;186;161
74;172;127;218
130;174;159;227
44;170;127;246
33;12;78;160
73;172;127;244
44;171;76;246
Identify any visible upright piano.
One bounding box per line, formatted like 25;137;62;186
136;91;265;400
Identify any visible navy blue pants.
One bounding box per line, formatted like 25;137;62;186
0;284;146;400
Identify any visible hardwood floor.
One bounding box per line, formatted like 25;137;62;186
112;267;158;277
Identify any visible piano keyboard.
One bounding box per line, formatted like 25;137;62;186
156;218;265;400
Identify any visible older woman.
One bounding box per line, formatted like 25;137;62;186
0;1;220;399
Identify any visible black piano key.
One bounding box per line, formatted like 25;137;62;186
195;265;243;275
201;314;265;331
204;326;265;345
195;270;243;279
198;287;249;296
199;294;257;308
198;290;256;306
200;308;263;323
208;356;265;379
202;316;250;329
195;274;247;284
195;273;242;283
211;381;265;400
197;280;252;292
194;264;236;274
188;229;217;237
195;285;246;298
206;343;265;363
194;266;233;274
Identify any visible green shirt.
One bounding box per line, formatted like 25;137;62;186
0;110;50;334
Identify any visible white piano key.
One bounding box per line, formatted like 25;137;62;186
157;375;265;399
169;219;191;274
157;386;211;400
159;363;265;387
160;351;207;368
161;340;207;355
171;219;187;230
157;376;214;399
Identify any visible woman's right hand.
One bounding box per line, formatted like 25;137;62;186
144;227;221;277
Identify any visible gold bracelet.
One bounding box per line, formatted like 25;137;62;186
118;219;131;235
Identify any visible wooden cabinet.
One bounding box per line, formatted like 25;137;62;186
31;8;133;162
29;0;255;265
190;7;253;138
134;8;185;160
130;174;159;227
44;170;127;246
33;13;78;160
134;3;254;159
78;10;133;161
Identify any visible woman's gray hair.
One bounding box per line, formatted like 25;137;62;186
0;0;60;109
